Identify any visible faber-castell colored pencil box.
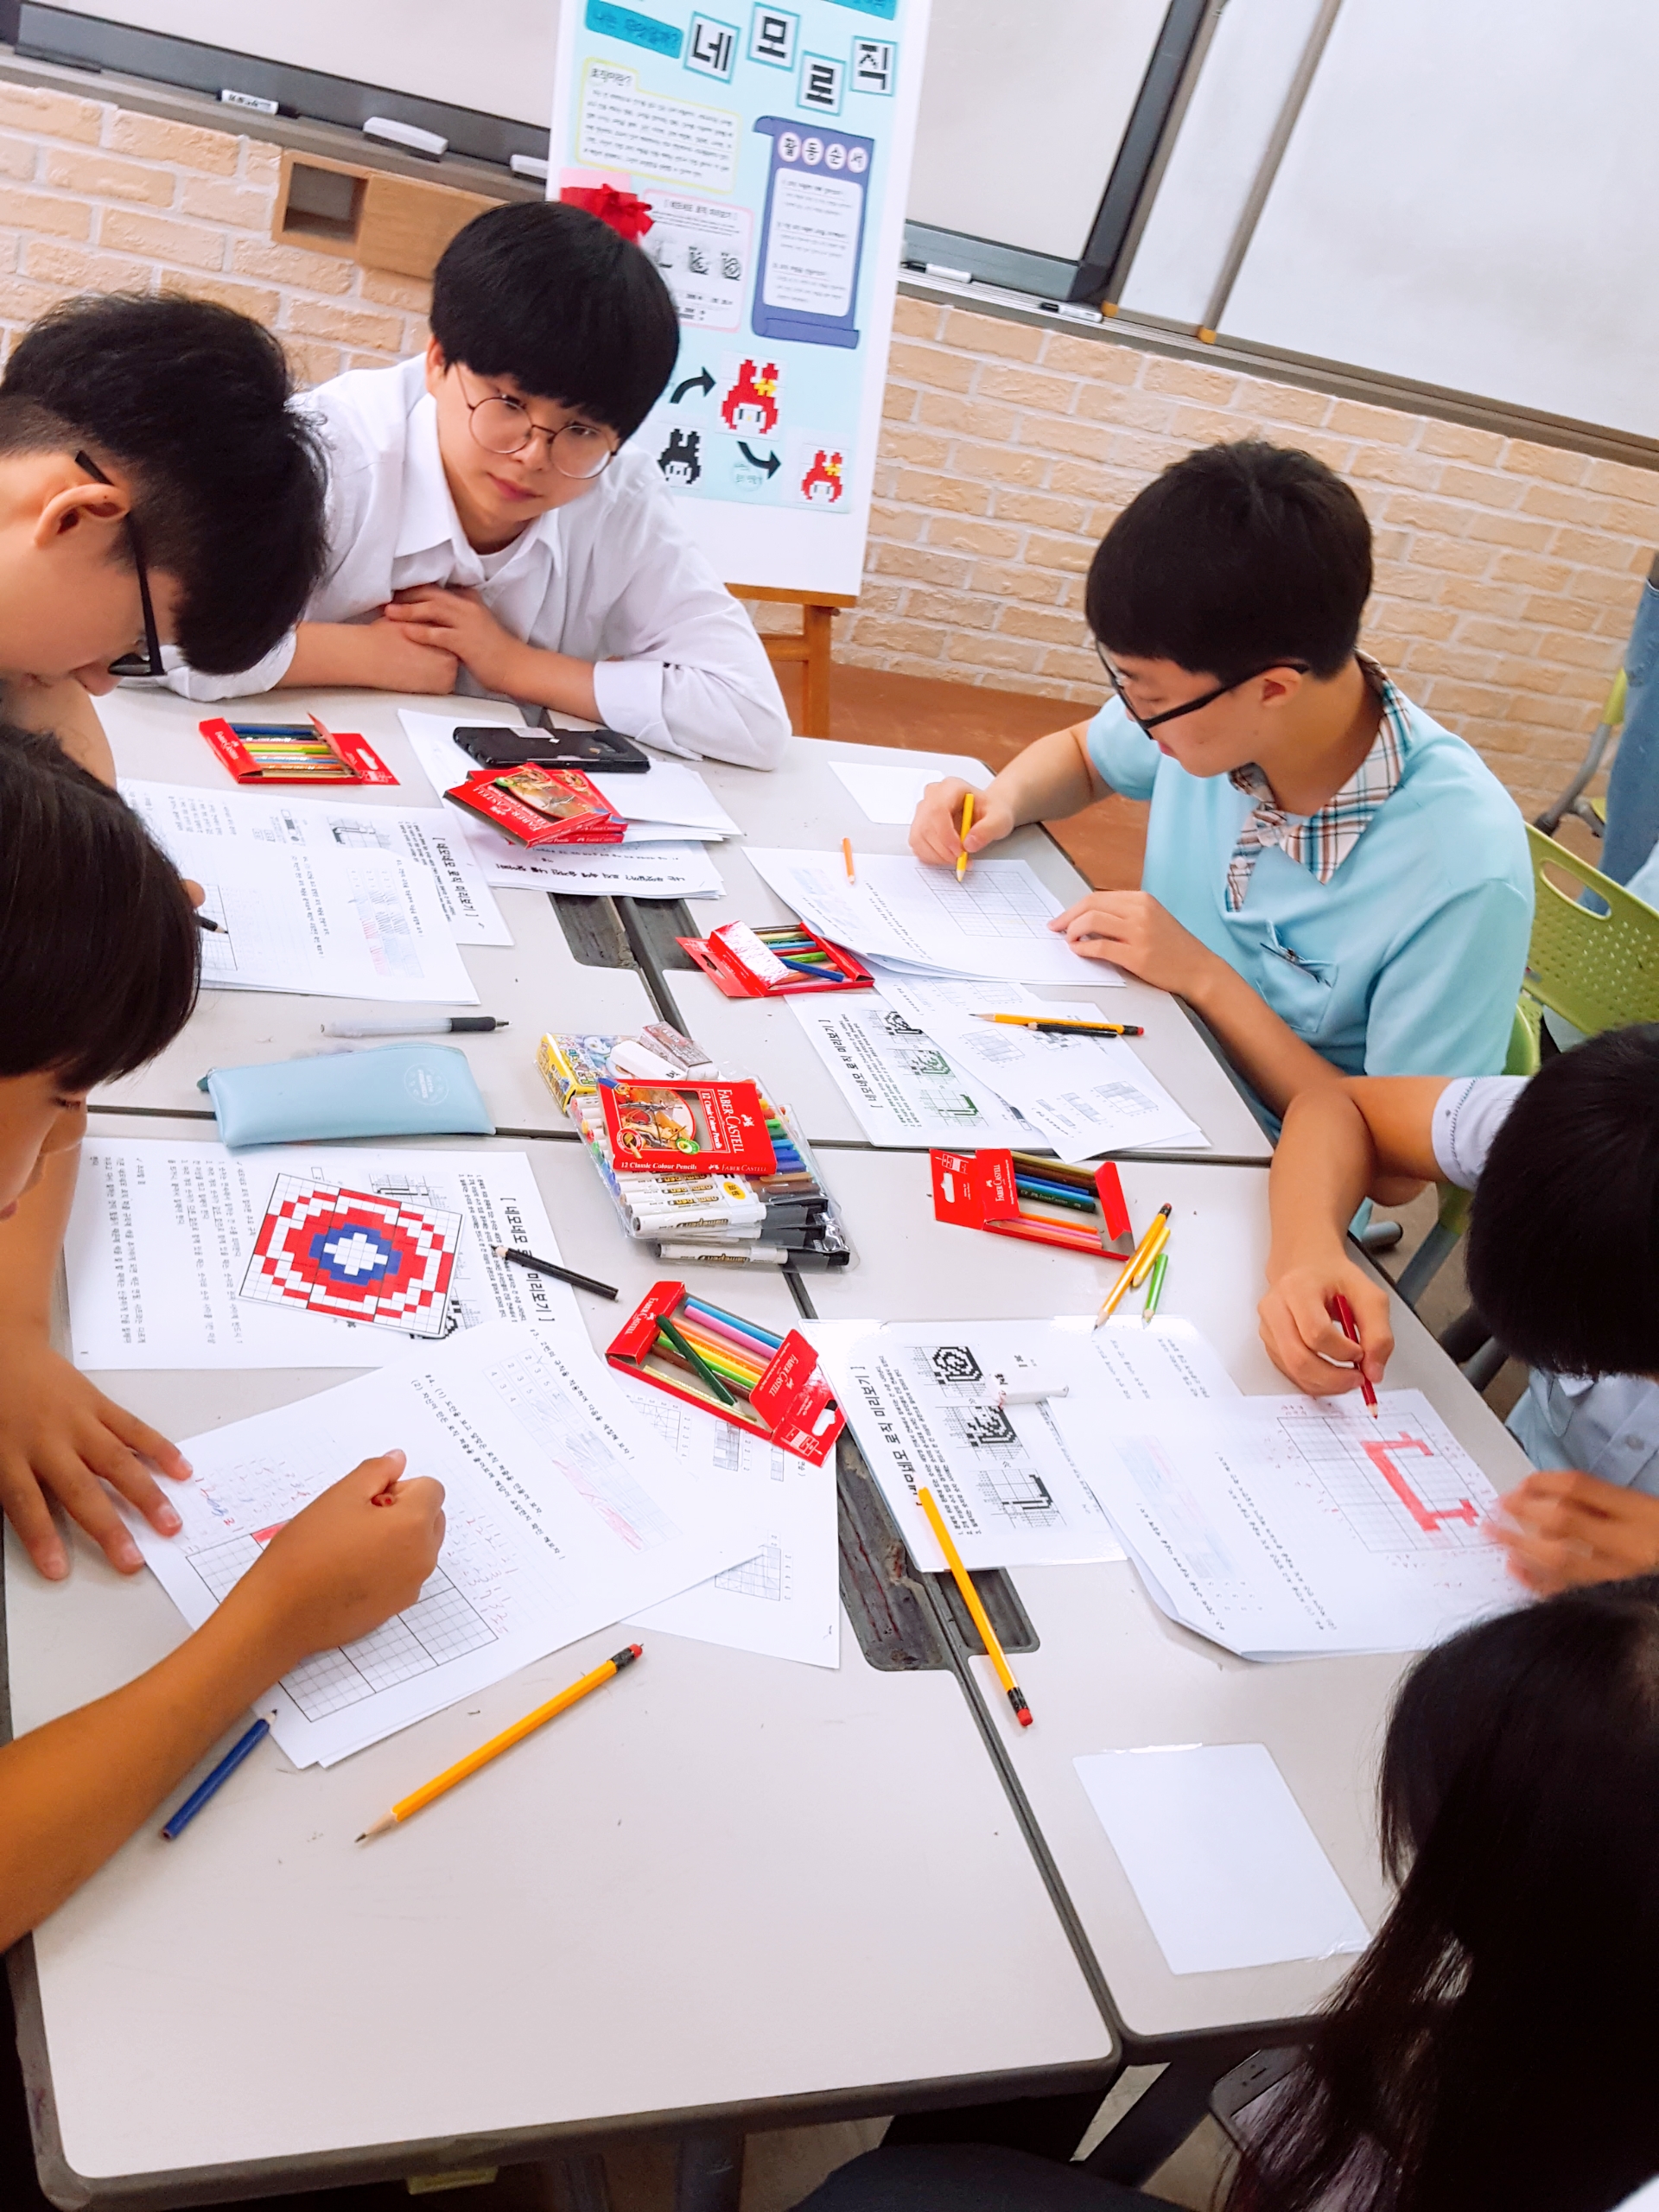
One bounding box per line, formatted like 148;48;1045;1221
198;1046;494;1147
929;1147;1135;1260
199;715;397;785
677;920;871;998
607;1280;845;1465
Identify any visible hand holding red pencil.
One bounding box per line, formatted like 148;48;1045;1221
1258;1258;1393;1400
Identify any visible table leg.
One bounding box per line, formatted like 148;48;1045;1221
800;605;833;739
675;2126;746;2212
539;2150;613;2212
1079;2047;1240;2186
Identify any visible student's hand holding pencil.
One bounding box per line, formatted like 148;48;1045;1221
1257;1259;1392;1400
233;1452;446;1670
909;776;1012;868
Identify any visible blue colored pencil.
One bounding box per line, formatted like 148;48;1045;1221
161;1716;270;1840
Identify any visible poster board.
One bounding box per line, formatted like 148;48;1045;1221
547;0;931;594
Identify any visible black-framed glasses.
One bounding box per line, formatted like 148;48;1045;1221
1095;638;1310;733
453;365;616;480
75;451;162;680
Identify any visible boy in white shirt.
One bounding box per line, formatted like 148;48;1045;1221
173;200;790;769
1258;1027;1659;1592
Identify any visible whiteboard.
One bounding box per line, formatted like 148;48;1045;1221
907;0;1170;258
1215;0;1659;436
48;1;557;126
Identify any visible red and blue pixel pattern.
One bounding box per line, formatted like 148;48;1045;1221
239;1176;461;1338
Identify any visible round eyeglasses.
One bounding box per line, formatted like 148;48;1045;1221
455;366;616;480
1094;638;1309;734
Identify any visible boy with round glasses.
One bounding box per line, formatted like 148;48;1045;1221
173;200;790;768
910;441;1532;1110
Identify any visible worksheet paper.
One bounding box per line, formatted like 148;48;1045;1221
1073;1744;1370;1975
1064;1389;1521;1660
620;1382;841;1669
67;1140;580;1370
130;1321;761;1767
819;1316;1237;1571
467;838;725;899
869;969;1208;1158
828;753;991;826
121;779;512;947
786;988;1037;1148
746;848;1119;987
398;709;734;840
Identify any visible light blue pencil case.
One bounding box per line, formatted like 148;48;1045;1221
198;1046;495;1147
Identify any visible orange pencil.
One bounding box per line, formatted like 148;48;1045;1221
918;1487;1032;1726
1095;1203;1171;1327
957;792;975;881
842;836;855;882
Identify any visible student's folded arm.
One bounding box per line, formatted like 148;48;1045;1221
0;1456;443;1950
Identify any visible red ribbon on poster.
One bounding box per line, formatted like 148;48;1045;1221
559;183;655;241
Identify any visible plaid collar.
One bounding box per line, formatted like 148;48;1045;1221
1224;658;1408;913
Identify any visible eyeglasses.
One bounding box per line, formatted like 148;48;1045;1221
75;451;162;680
454;366;616;480
1095;639;1309;733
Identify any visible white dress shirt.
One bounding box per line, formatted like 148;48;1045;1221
168;354;790;769
1432;1074;1659;1491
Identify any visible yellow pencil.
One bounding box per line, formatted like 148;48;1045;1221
1095;1203;1172;1327
918;1486;1032;1727
842;836;855;883
356;1644;643;1840
957;791;975;881
1128;1213;1172;1288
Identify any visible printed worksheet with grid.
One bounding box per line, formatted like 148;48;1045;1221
125;1322;764;1765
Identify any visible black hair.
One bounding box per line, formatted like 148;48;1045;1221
1084;441;1373;682
1463;1026;1659;1377
0;727;198;1089
1228;1579;1659;2212
0;293;327;675
430;200;680;443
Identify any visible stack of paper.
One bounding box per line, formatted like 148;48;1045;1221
746;848;1116;987
400;709;730;898
1058;1389;1521;1660
828;752;991;826
127;1320;764;1765
791;969;1207;1157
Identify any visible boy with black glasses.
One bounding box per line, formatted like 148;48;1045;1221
173;200;791;769
0;292;326;779
910;442;1532;1112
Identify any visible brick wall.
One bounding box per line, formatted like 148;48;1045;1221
0;75;1650;815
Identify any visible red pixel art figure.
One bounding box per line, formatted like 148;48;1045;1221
800;449;844;504
238;1174;461;1338
721;359;780;435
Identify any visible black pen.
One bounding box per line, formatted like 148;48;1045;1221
195;912;221;932
494;1244;619;1300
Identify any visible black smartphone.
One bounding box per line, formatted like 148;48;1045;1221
454;725;652;772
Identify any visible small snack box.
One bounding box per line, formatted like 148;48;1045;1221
443;763;626;846
607;1281;845;1465
677;919;871;997
930;1147;1136;1261
199;714;397;785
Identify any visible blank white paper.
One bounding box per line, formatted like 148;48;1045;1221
1073;1743;1370;1975
828;753;991;824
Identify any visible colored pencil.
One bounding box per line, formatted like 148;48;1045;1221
974;1014;1144;1037
359;1647;643;1840
1096;1203;1172;1326
918;1487;1031;1727
1141;1249;1168;1325
161;1716;270;1839
842;836;855;882
1128;1211;1172;1287
1332;1292;1380;1416
1014;1175;1098;1214
657;1314;736;1406
494;1245;619;1301
957;792;974;880
682;1297;784;1352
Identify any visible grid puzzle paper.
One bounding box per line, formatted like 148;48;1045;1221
239;1176;461;1337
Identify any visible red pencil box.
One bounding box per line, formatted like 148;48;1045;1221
443;763;626;846
930;1148;1136;1260
599;1078;777;1175
607;1280;844;1465
677;920;872;998
199;715;397;785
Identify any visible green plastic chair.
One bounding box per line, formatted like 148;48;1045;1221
1522;824;1659;1033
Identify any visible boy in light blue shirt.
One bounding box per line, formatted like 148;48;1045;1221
910;442;1533;1115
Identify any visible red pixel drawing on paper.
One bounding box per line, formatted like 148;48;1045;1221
722;360;780;434
801;449;843;504
238;1175;461;1337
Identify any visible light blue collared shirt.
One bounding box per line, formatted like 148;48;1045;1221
1085;676;1533;1075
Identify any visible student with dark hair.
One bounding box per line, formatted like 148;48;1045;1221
0;739;445;1904
1258;1027;1659;1589
790;1580;1659;2212
0;294;327;775
911;442;1531;1110
172;200;791;768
